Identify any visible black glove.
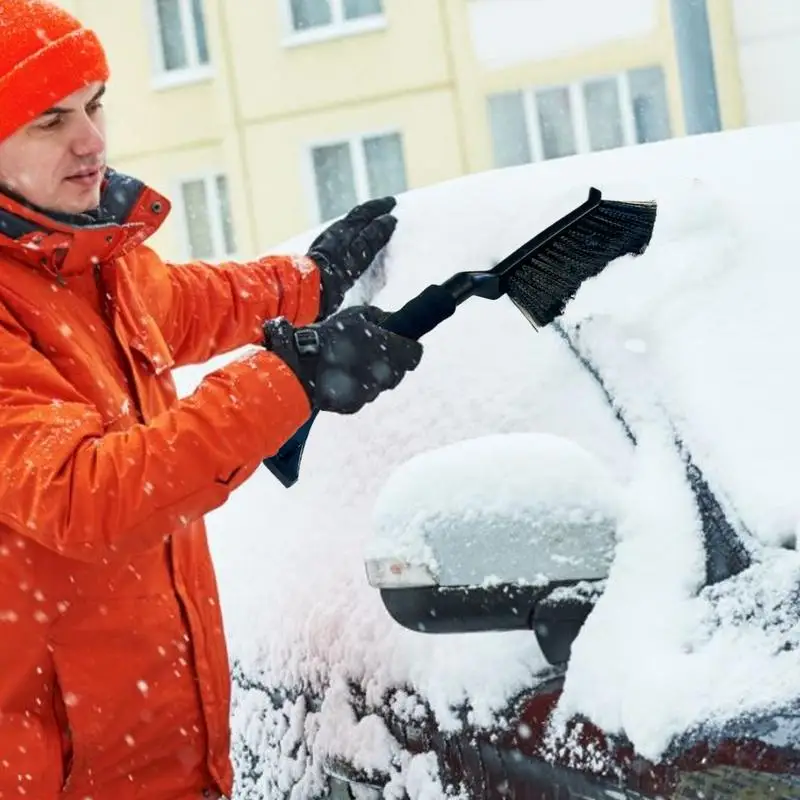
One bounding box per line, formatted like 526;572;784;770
308;197;398;320
263;306;422;415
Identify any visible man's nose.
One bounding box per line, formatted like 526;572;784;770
72;114;105;158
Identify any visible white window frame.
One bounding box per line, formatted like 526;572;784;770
280;0;387;48
514;72;642;163
175;172;237;262
304;128;405;224
146;0;214;91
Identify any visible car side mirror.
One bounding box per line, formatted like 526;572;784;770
365;433;622;665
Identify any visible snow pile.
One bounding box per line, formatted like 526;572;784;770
174;122;800;792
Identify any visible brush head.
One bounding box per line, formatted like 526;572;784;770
506;198;657;328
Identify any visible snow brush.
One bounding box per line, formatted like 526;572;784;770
265;187;657;488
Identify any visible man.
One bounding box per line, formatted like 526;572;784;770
0;2;422;798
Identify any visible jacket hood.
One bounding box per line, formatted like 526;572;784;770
0;168;171;280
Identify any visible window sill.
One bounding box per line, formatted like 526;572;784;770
281;15;387;49
151;64;215;92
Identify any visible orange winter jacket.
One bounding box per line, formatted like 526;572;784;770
0;171;319;800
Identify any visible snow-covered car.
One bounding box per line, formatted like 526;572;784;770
177;122;800;799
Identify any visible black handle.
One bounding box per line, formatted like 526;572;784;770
263;413;317;488
263;284;458;487
381;284;458;339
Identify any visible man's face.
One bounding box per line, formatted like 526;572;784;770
0;82;107;215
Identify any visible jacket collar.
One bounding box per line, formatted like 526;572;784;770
0;168;171;280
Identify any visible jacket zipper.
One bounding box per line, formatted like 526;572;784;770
92;261;146;421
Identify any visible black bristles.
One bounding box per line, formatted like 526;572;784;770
262;188;658;487
506;198;657;328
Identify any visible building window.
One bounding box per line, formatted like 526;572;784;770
488;66;671;168
628;66;673;144
152;0;210;76
180;175;237;260
287;0;384;36
310;132;407;222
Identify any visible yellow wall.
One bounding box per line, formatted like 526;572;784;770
445;0;690;173
706;0;747;130
65;0;746;260
77;0;226;156
244;88;464;250
223;0;452;122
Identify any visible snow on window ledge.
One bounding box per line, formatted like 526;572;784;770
281;15;387;49
151;63;215;92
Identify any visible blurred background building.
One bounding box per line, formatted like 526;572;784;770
59;0;800;259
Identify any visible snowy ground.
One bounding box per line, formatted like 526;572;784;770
175;122;800;796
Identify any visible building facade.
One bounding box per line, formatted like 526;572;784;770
56;0;797;260
732;0;800;126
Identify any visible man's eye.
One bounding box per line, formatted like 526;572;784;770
39;117;62;131
88;102;104;115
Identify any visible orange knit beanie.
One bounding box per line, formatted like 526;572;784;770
0;0;109;141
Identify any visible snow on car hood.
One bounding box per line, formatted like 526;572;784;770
176;122;800;767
